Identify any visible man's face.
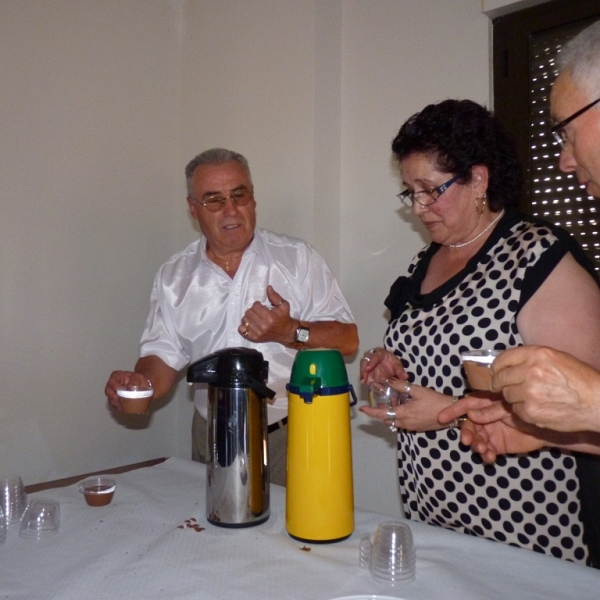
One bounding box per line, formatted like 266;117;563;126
550;71;600;198
187;161;256;256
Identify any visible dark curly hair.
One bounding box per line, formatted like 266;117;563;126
391;99;523;211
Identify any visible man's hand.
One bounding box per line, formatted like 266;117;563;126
104;355;177;412
239;285;359;355
239;285;295;344
105;371;151;411
491;346;600;432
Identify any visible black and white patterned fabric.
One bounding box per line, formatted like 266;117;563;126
384;211;596;564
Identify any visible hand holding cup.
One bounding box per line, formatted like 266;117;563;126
368;380;411;432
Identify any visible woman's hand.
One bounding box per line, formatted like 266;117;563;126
360;381;456;432
359;347;407;385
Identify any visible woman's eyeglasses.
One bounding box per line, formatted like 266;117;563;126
397;175;459;207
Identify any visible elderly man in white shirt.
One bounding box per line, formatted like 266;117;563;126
105;148;358;485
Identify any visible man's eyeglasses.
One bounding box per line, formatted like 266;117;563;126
551;96;600;149
397;175;459;207
189;189;254;213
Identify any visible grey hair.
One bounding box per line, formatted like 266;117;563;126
185;148;252;196
557;20;600;99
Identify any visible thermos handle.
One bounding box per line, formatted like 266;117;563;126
349;384;357;406
242;374;276;400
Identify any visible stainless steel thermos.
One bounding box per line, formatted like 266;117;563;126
187;347;275;527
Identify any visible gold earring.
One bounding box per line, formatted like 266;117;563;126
476;193;487;215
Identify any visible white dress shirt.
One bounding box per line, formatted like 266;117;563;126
139;228;355;424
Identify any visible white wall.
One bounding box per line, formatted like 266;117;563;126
0;0;503;516
0;0;186;482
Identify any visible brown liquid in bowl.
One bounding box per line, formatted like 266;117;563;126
120;397;152;414
83;486;115;507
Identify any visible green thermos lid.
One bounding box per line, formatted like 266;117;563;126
287;349;355;404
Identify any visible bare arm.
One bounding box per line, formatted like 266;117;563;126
496;253;600;431
517;252;600;367
292;320;358;356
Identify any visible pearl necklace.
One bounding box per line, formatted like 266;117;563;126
448;209;505;258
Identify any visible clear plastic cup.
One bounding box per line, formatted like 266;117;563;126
368;381;399;409
361;521;416;585
78;477;116;507
368;381;411;433
117;383;153;414
19;497;60;539
0;507;6;545
0;474;28;525
461;349;502;391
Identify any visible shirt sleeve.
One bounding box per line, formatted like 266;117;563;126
518;219;600;312
139;268;191;371
296;244;355;324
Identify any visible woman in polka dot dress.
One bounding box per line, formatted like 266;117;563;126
360;99;600;565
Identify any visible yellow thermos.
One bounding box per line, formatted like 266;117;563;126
286;348;356;543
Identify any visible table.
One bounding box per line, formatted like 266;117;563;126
2;457;599;599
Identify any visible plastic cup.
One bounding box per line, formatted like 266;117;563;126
368;381;400;409
19;497;60;539
0;474;28;525
368;381;411;433
78;477;116;507
461;349;502;391
117;384;153;414
366;521;416;584
0;507;6;545
359;532;371;568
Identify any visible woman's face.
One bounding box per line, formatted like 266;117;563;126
401;152;486;246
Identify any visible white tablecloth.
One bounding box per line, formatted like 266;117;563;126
1;457;599;599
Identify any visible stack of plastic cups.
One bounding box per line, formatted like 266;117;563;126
0;475;27;526
360;521;416;585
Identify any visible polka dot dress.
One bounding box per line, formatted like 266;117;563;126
384;213;588;563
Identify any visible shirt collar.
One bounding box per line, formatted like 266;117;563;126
199;228;262;265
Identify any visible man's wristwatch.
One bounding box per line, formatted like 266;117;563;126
293;321;310;347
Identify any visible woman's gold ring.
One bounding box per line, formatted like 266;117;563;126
242;330;249;338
